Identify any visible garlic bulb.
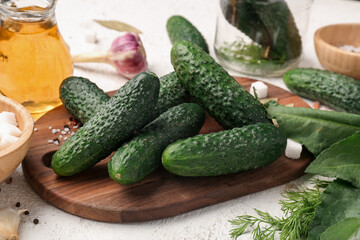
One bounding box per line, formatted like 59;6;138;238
108;33;148;79
72;32;148;79
0;208;26;240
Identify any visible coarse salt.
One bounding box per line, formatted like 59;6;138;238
285;139;302;159
0;111;18;126
249;81;268;99
339;45;360;53
0;135;19;149
0;123;22;138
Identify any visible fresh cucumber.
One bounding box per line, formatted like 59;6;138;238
171;40;269;129
283;68;360;114
60;73;188;124
166;15;209;53
152;71;189;119
162;123;286;176
108;103;205;185
60;76;110;124
51;72;160;176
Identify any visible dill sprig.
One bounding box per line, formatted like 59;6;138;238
229;179;331;240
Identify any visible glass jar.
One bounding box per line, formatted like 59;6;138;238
0;0;73;115
214;0;313;77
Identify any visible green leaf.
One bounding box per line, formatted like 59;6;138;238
264;101;360;155
305;131;360;188
308;180;360;240
320;217;360;240
94;20;142;34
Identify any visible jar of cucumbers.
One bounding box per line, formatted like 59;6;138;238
214;0;313;77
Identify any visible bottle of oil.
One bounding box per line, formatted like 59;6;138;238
0;0;73;115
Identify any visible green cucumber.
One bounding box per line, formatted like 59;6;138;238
60;72;188;124
51;72;160;176
221;0;301;61
108;103;205;185
248;0;301;60
283;68;360;114
166;15;209;53
162;123;286;176
171;40;269;129
152;71;189;118
221;0;272;52
60;76;110;124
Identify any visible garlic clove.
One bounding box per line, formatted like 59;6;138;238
72;32;148;79
0;209;26;240
108;33;148;79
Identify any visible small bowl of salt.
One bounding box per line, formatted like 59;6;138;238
314;23;360;79
0;95;33;183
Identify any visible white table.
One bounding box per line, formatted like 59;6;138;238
1;0;359;239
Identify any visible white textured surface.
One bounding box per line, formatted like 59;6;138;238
285;139;303;160
249;82;268;99
1;0;360;239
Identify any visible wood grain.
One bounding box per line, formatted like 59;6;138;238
22;76;312;223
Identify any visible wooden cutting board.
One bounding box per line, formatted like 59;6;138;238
22;76;312;223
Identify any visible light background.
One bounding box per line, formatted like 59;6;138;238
1;0;359;239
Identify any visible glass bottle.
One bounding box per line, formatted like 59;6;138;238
214;0;313;77
0;0;73;115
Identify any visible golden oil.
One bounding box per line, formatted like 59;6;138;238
0;6;73;115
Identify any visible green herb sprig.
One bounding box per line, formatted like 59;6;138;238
229;179;330;240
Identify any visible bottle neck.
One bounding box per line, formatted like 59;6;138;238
0;0;56;23
0;2;57;33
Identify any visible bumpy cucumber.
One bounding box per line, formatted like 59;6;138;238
51;72;160;176
60;76;110;124
60;73;188;124
171;40;269;129
162;123;286;176
152;71;189;118
166;15;209;53
108;103;205;185
283;68;360;114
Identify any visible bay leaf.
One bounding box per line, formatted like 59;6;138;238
319;217;360;240
308;180;360;240
94;20;142;34
264;101;360;155
305;131;360;188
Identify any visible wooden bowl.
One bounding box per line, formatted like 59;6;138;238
0;95;34;183
314;23;360;79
